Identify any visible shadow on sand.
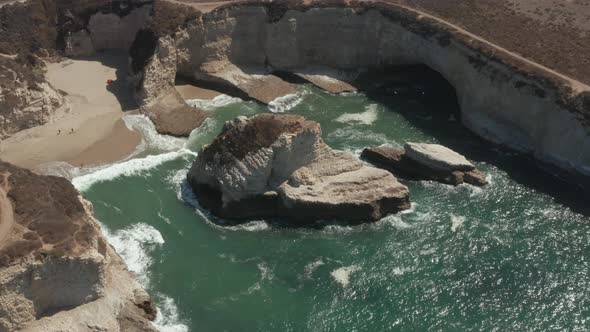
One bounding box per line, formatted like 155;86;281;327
69;50;138;111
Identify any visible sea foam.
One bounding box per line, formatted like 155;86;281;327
101;223;189;331
335;104;379;125
450;214;466;232
123;114;187;153
72;149;196;192
186;94;242;110
331;265;361;288
153;294;189;332
268;93;305;113
101;223;164;284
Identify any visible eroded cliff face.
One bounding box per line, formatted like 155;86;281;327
0;161;156;332
133;1;590;179
64;2;152;56
0;57;64;139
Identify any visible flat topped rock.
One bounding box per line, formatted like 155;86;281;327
200;63;298;104
362;145;488;187
404;143;475;172
188;114;410;223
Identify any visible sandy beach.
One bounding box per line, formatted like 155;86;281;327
175;81;223;100
0;52;141;169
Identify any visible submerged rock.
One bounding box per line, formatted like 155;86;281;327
187;114;410;224
362;144;488;186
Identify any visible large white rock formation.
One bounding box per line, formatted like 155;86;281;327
187;114;410;223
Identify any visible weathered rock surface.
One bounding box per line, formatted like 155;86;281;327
362;145;488;186
196;63;298;104
0;57;65;139
65;4;151;57
0;161;157;332
188;114;410;223
143;87;208;137
404;142;475;172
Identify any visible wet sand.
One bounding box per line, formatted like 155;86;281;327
175;82;223;100
0;52;141;169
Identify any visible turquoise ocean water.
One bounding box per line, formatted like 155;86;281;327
71;84;589;331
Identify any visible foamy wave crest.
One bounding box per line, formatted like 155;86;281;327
101;223;164;284
327;128;389;146
102;223;189;331
186;94;242;110
123;114;187;153
153;294;189;332
225;220;270;232
335;104;379;125
450;214;466;232
268;93;305;113
72;149;196;191
303;259;325;279
331;265;361;288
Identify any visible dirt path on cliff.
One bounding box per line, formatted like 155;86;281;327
0;173;14;247
0;52;141;170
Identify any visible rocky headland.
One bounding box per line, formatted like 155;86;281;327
187;114;410;223
0;161;157;331
362;143;488;186
125;0;590;185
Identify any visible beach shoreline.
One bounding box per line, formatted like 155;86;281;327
0;53;142;170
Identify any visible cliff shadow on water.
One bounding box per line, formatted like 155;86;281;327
355;65;590;217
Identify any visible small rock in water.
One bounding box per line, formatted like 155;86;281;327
361;144;488;186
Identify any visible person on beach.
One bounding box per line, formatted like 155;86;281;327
69;128;74;134
57;129;61;135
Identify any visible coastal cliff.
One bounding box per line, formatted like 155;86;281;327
0;161;157;331
131;0;590;181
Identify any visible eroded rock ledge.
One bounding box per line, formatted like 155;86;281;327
362;144;488;187
187;114;410;223
0;161;156;332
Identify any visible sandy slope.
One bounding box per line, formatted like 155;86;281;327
0;52;141;169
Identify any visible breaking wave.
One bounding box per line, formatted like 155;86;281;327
72;149;196;192
330;265;361;288
186;94;242;110
101;223;189;331
335;104;379;125
268;93;306;113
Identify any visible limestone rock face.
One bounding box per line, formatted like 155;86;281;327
362;145;488;187
0;161;157;332
65;5;151;57
135;35;208;136
0;58;65;139
188;114;410;223
131;2;590;181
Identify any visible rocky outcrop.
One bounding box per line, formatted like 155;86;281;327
362;144;488;186
0;57;65;139
131;0;590;183
187;114;410;223
65;3;151;57
0;161;156;332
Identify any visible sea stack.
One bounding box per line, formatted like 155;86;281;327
187;114;411;223
362;143;488;186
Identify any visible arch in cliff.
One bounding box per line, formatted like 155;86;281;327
128;2;590;181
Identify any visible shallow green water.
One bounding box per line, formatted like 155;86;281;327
74;85;589;331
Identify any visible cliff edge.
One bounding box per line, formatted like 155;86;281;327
0;161;157;332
